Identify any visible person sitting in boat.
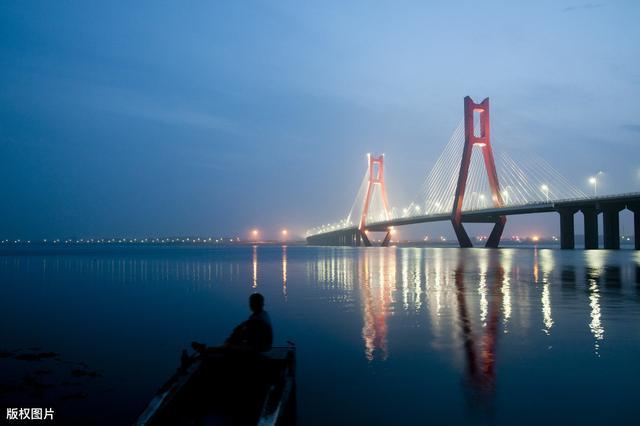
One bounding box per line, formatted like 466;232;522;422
225;293;273;352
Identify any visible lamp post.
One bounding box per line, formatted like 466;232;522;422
502;188;510;205
541;184;549;202
589;171;603;197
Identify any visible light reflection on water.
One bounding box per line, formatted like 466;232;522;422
1;246;640;425
302;246;639;423
307;247;626;364
282;245;288;301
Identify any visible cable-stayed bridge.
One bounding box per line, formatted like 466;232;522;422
306;96;640;250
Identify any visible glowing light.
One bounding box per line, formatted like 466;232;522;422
502;187;510;205
281;229;288;236
589;171;603;196
532;235;540;242
541;184;549;201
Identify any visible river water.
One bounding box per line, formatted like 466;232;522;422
1;245;639;425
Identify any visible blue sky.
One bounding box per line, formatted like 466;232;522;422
1;1;639;239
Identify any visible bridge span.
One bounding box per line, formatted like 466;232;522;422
306;96;640;250
307;192;640;250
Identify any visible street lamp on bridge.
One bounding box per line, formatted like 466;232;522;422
541;184;549;202
589;171;603;197
502;188;510;205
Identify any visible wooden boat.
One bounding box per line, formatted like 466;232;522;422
136;343;296;426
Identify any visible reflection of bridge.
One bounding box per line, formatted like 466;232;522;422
308;246;636;413
306;97;640;250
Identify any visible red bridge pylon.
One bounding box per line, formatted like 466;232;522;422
451;96;506;248
359;154;392;247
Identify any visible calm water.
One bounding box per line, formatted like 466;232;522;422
1;245;640;425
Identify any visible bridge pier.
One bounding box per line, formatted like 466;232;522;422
602;204;624;249
558;208;578;249
381;231;391;247
485;217;506;248
451;219;473;248
360;229;372;247
629;203;640;250
306;228;362;246
581;207;599;249
306;228;394;247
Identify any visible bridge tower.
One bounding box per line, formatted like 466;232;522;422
359;154;392;247
451;96;506;248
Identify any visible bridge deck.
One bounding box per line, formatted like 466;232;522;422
309;192;640;236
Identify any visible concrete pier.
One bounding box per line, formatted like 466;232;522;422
306;228;393;247
306;228;362;246
602;204;624;249
558;208;577;249
581;207;599;249
628;203;640;250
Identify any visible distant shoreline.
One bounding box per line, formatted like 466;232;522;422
0;241;636;252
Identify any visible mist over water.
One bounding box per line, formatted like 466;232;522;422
1;245;639;425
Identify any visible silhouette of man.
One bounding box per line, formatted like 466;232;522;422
226;293;273;352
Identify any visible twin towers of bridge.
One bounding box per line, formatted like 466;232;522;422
356;96;506;247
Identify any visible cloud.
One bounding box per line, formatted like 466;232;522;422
81;84;237;133
116;103;236;133
563;3;604;12
622;124;640;133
